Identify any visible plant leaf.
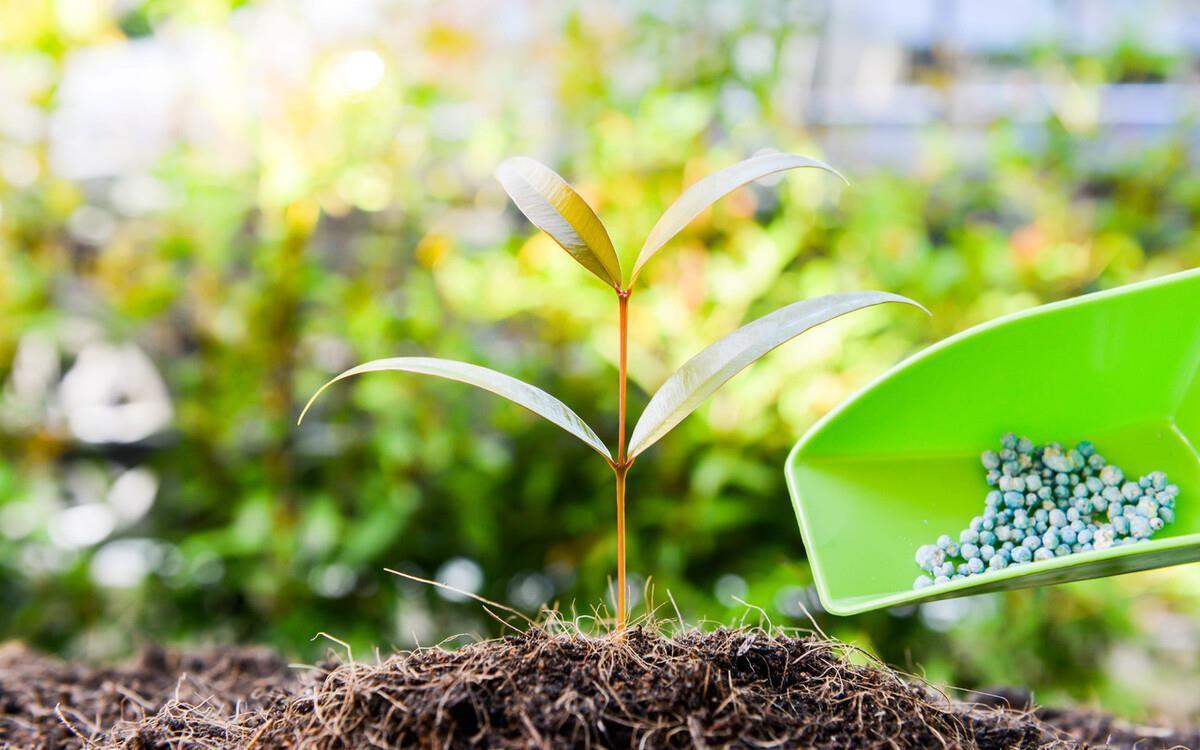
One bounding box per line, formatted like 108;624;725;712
299;356;612;461
626;292;926;458
630;153;845;285
496;156;623;289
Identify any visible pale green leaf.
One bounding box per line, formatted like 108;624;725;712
630;153;845;285
496;157;622;289
627;292;926;458
299;356;612;461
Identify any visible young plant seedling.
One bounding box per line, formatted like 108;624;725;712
299;153;925;628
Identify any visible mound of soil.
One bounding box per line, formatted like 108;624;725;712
2;629;1196;749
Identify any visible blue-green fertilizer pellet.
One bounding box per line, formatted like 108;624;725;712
912;434;1180;590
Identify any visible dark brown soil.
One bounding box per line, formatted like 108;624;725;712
1;629;1196;749
0;641;294;749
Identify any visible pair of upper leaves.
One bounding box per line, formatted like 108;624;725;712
300;154;924;463
494;152;839;291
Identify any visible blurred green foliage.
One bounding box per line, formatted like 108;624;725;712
2;0;1199;722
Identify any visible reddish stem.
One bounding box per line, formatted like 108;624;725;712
614;464;627;629
617;291;629;465
615;288;630;629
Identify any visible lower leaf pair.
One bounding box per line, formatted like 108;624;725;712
299;291;924;464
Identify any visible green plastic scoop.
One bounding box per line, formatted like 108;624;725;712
785;268;1200;616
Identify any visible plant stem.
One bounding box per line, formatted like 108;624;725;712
617;291;629;463
614;463;627;629
615;288;630;629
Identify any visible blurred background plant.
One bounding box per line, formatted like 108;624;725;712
2;0;1199;724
